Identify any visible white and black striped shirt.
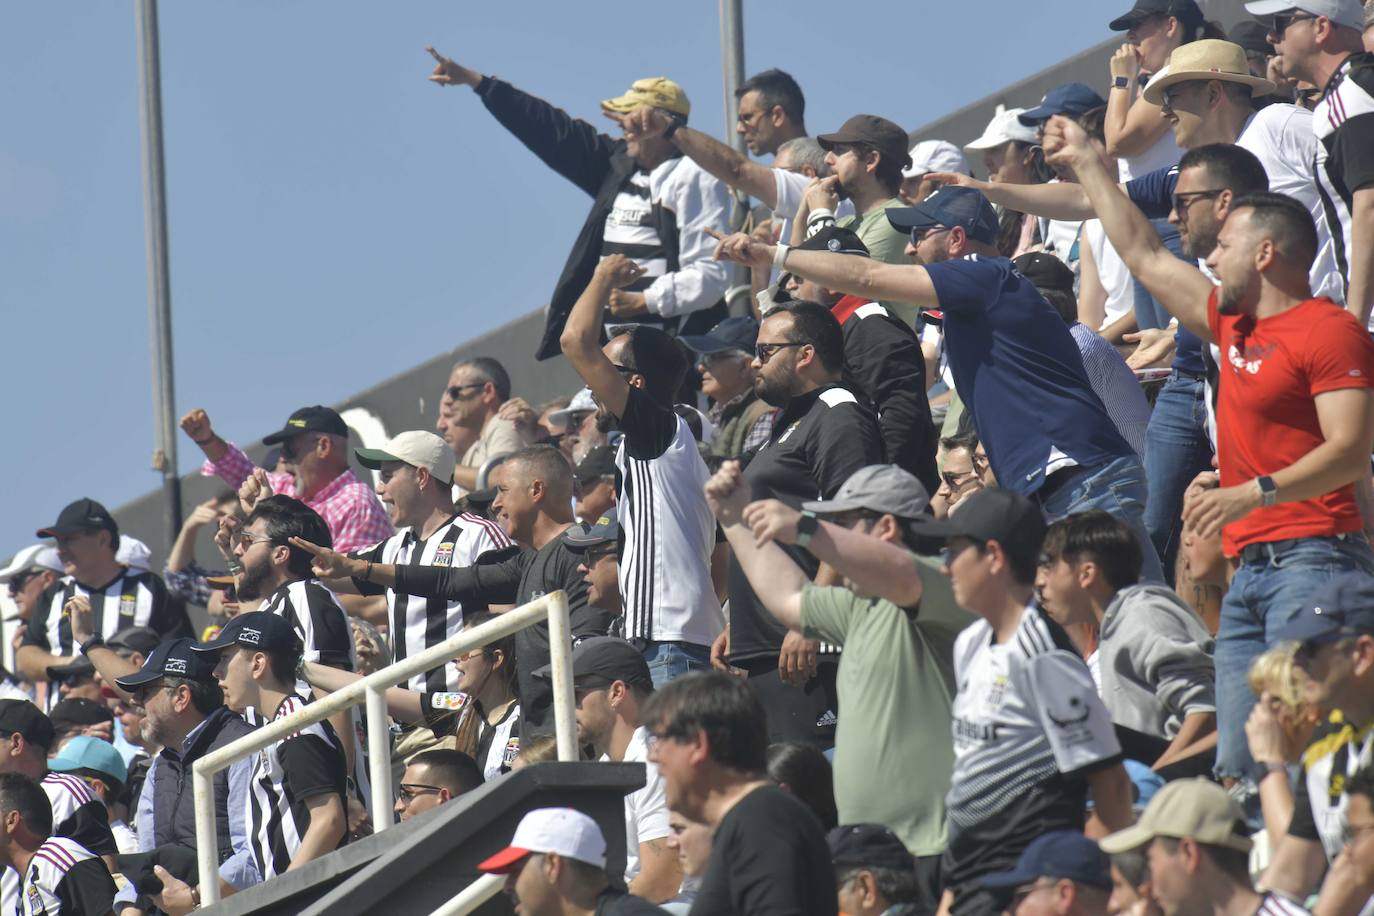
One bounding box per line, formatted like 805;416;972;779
615;388;722;647
420;692;521;782
246;694;349;881
2;773;118;915
1255;893;1312;916
1312;53;1374;311
353;512;511;692
259;579;355;674
15;837;115;916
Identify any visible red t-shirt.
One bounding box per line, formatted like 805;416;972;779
1209;291;1374;555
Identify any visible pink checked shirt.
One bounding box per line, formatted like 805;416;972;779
201;443;393;554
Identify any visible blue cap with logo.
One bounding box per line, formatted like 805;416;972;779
191;611;302;657
981;830;1112;893
1276;572;1374;644
116;637;220;689
679;316;760;356
886;186;999;246
1018;83;1108;125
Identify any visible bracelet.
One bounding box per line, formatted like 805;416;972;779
772;243;791;272
191;884;202;909
79;635;105;656
192;435;215;445
363;560;373;583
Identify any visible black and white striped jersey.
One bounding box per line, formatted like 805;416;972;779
2;774;117;916
1312;53;1374;310
15;837;115;916
615;388;722;647
246;694;349;881
258;578;355;674
420;692;521;781
352;512;512;692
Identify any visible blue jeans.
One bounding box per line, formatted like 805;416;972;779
1133;219;1182;330
642;641;712;688
1142;373;1215;586
1214;534;1374;780
1036;454;1165;583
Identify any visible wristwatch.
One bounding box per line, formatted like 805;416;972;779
1256;475;1278;508
662;112;686;141
773;243;791;272
1113;76;1130;89
79;634;105;656
796;511;819;548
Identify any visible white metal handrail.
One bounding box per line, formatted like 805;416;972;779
429;872;506;916
192;590;576;907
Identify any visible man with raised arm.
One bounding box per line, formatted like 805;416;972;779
1042;111;1374;789
712;186;1163;583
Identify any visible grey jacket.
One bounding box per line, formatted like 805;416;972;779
1099;584;1216;740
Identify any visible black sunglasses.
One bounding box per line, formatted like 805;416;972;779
446;383;487;401
1272;12;1317;39
754;342;807;363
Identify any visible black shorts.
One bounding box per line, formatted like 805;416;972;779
738;656;839;749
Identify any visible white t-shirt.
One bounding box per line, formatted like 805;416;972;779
605;726;672;883
772;169;857;249
1084;219;1133;329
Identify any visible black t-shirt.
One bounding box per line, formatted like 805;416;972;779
52;857;118;915
689;784;837;916
730;384;883;660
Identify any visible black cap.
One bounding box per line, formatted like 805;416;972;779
910;488;1047;567
827;824;917;872
798;225;871;258
37;498;120;542
563;508;622;551
1013;252;1076;295
574;446;618;483
1229;20;1275;55
1108;0;1203;31
108;626;162;656
191;611;302;657
49;697;112;733
679;316;761;356
533;636;652;690
47;657;96;683
0;700;54;750
116;637;221;690
817;115;913;171
261;406;348;446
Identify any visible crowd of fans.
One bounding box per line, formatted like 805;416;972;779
4;0;1374;913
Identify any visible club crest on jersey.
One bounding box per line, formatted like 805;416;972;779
26;882;45;914
430;692;466;711
502;737;521;768
434;542;455;567
777;420;801;443
987;674;1008;708
119;592;138;617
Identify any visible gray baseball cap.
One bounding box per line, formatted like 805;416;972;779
802;465;930;519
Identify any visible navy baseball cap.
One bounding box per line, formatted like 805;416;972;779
1018;83;1108;125
262;405;348;446
116;637;220;689
1276;573;1374;645
563;508;621;551
679;316;760;356
191;611;302;657
887;186;999;246
981;830;1112;892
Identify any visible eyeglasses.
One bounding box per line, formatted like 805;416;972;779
941;539;986;567
828;142;870;159
941;469;978;490
736;108;765;127
397;783;444;805
237;532;276;550
446;383;486;401
582;546;618;565
1272;12;1317;39
754;342;807;363
698;351;749;371
6;570;40;597
610;364;642;378
454;648;486;662
1171;189;1225;214
1159;82;1205;115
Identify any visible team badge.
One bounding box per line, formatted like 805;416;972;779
119;592;138;617
429;692;467;711
27;882;46;915
502;736;521;768
434;542;455;567
776;421;801;443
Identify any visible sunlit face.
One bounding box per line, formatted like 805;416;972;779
1034;557;1089;628
8;568;56;618
233;519;280;602
647;727;701;821
752;313;805;408
899;173;944;207
666;814;713;878
698;351;754;402
211;647;257;714
1144;839;1191;916
736;89;784;156
1168;165;1226;260
491;461;537;544
784;271;843;306
1107;863;1144;916
444;365;493;433
822;144;871;197
574;479;617;528
57;675;101;702
576;547;619;613
394;762;448;822
1159;80;1215;150
1205;209;1261;315
53;529;111;578
1127;14;1180;73
1295;636;1367;712
573;682;615;751
983;141;1031;184
1181;522;1226;588
375;461;423;527
1268;13;1322;84
943;536;993;612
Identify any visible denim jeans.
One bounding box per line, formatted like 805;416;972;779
1036;453;1165;583
642;640;712;688
1214;534;1374;780
1133;219;1182;330
1142;373;1215;586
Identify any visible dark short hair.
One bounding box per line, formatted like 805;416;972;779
1111;850;1148;888
641;672;768;774
1230;191;1320;272
459;357;513;402
1177;144;1269;198
1077;105;1108;144
615;326;689;409
735;69;805;123
1041;510;1143;591
1038;287;1078;324
246;495;332;579
835;865;922;905
940;433;979;453
409;748;484;796
0;772;52;838
766;742;837;830
165;675;224;716
1348;765;1374;805
506;445;574;505
774;301;845;373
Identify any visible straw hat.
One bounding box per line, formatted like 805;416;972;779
1143;39;1276;105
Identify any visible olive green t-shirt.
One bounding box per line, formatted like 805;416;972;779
800;555;973;856
839;197;918;327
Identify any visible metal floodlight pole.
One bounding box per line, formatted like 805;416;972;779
135;0;183;547
719;0;751;314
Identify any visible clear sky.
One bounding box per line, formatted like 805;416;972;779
1;0;1114;557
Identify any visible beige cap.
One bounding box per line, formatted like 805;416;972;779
355;431;457;486
1142;40;1276;105
1099;778;1253;855
602;77;690;117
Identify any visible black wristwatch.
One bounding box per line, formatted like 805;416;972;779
1113;76;1130;89
662;112;686;141
1256;475;1278;508
79;634;105;656
796;511;819;548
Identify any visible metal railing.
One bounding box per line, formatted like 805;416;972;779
192;590;576;907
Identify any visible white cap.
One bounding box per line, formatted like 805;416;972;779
903;140;971;178
355;430;458;486
477;807;607;873
548;387;598;428
0;545;65;583
116;536;152;571
963;105;1041;152
1244;0;1365;30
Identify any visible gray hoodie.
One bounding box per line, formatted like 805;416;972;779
1099;584;1216;740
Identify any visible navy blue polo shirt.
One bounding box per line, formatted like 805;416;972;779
924;255;1135;495
1126;164;1205;375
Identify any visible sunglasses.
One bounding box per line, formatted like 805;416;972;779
6;570;41;596
754;342;807;363
446;383;486;401
1272;12;1317;39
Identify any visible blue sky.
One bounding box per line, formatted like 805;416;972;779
1;0;1113;557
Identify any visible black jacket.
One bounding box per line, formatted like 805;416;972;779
476;76;726;359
